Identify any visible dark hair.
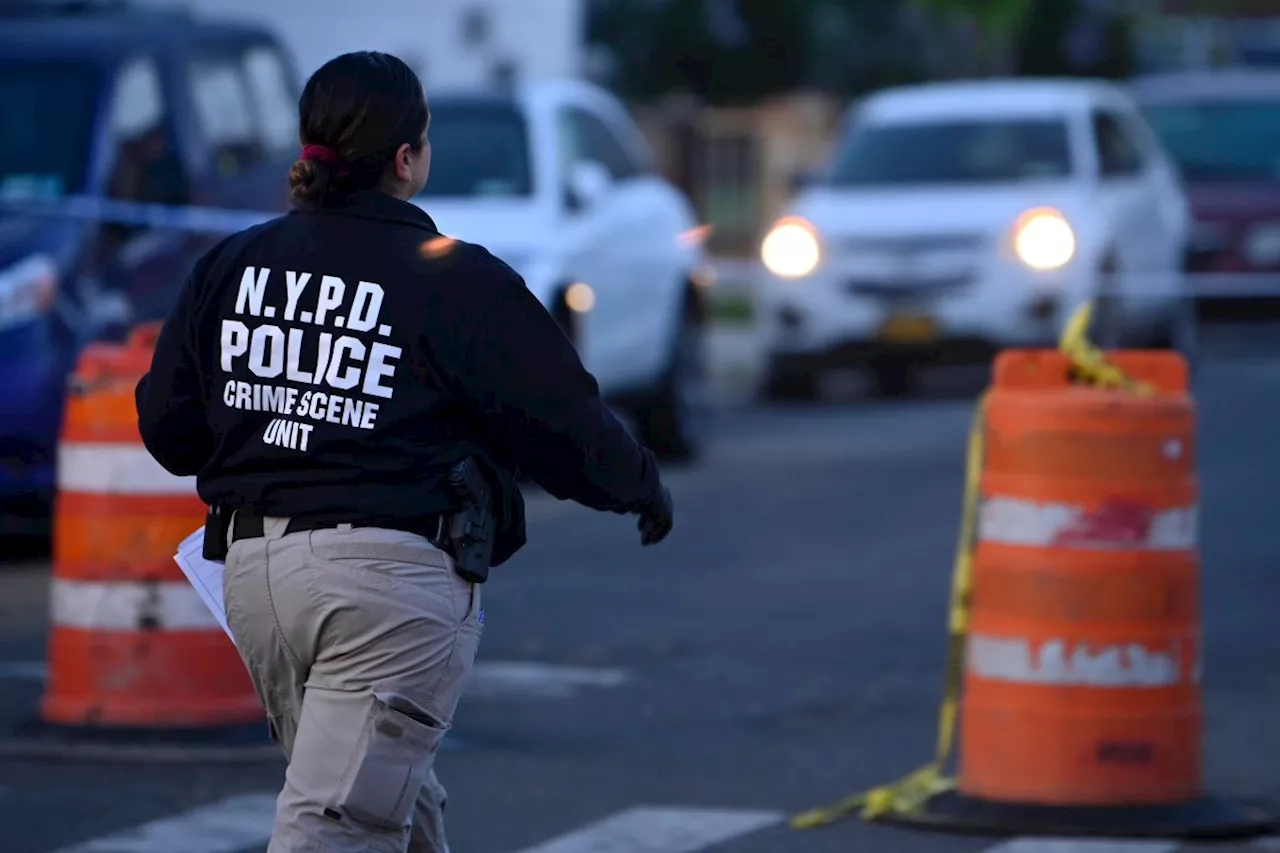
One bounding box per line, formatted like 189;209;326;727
288;51;429;207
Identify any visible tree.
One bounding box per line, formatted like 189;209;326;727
913;0;1036;74
806;0;930;95
1016;0;1082;76
646;0;813;104
589;0;819;104
586;0;991;104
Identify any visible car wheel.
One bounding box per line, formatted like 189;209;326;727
634;298;709;462
869;354;918;399
761;360;821;401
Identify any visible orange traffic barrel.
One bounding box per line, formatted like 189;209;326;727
38;323;263;734
965;347;1200;805
892;349;1271;838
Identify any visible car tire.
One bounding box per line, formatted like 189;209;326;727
869;354;918;399
634;296;708;463
761;360;821;402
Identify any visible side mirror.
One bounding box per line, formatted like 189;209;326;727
567;160;613;209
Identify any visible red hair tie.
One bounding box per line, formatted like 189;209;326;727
300;144;348;177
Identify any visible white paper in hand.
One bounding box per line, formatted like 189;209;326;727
173;526;235;647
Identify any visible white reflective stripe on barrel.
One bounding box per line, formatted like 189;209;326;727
50;579;221;631
57;442;196;496
977;496;1198;550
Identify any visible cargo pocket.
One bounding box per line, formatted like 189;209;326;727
329;691;448;831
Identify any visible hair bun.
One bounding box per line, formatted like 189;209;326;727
288;158;332;206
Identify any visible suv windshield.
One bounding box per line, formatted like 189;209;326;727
1141;100;1280;180
418;101;534;198
827;118;1073;187
0;59;100;199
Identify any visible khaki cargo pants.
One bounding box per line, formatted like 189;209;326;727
223;519;482;853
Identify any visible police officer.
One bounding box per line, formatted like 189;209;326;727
134;51;673;853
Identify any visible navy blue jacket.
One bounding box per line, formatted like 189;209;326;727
135;190;661;564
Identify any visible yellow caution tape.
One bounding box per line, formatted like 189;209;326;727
789;299;1148;831
1057;302;1153;395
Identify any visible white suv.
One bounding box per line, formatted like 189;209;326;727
758;78;1193;398
415;80;709;458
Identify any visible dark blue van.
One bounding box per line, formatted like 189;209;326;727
0;1;298;527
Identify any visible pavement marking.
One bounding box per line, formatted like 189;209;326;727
0;660;46;680
466;661;631;700
0;658;630;700
512;805;784;853
50;793;276;853
981;841;1179;853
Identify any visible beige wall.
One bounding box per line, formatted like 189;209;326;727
632;94;846;256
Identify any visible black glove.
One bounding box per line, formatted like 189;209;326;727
635;484;673;546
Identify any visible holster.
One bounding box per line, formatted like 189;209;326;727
448;511;493;584
203;504;232;562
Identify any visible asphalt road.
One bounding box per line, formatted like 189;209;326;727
1;336;1278;853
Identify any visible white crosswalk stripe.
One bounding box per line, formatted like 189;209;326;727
512;806;784;853
50;795;277;853
36;790;1280;853
983;838;1280;853
46;800;783;853
464;661;631;700
982;840;1179;853
0;660;49;680
0;659;632;701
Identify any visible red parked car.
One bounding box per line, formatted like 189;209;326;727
1131;69;1280;320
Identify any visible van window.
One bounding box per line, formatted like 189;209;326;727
561;107;643;181
189;54;261;176
242;46;297;157
0;59;99;199
1092;110;1146;177
110;58;163;142
105;56;187;207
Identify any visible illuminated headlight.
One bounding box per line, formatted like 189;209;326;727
0;254;58;330
1244;223;1280;266
565;282;595;313
1012;208;1075;271
761;216;821;279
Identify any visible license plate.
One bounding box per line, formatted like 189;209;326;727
878;314;937;343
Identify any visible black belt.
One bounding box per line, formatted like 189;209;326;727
230;510;449;548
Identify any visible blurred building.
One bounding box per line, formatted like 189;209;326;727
632;94;842;257
140;0;586;88
1125;0;1280;69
